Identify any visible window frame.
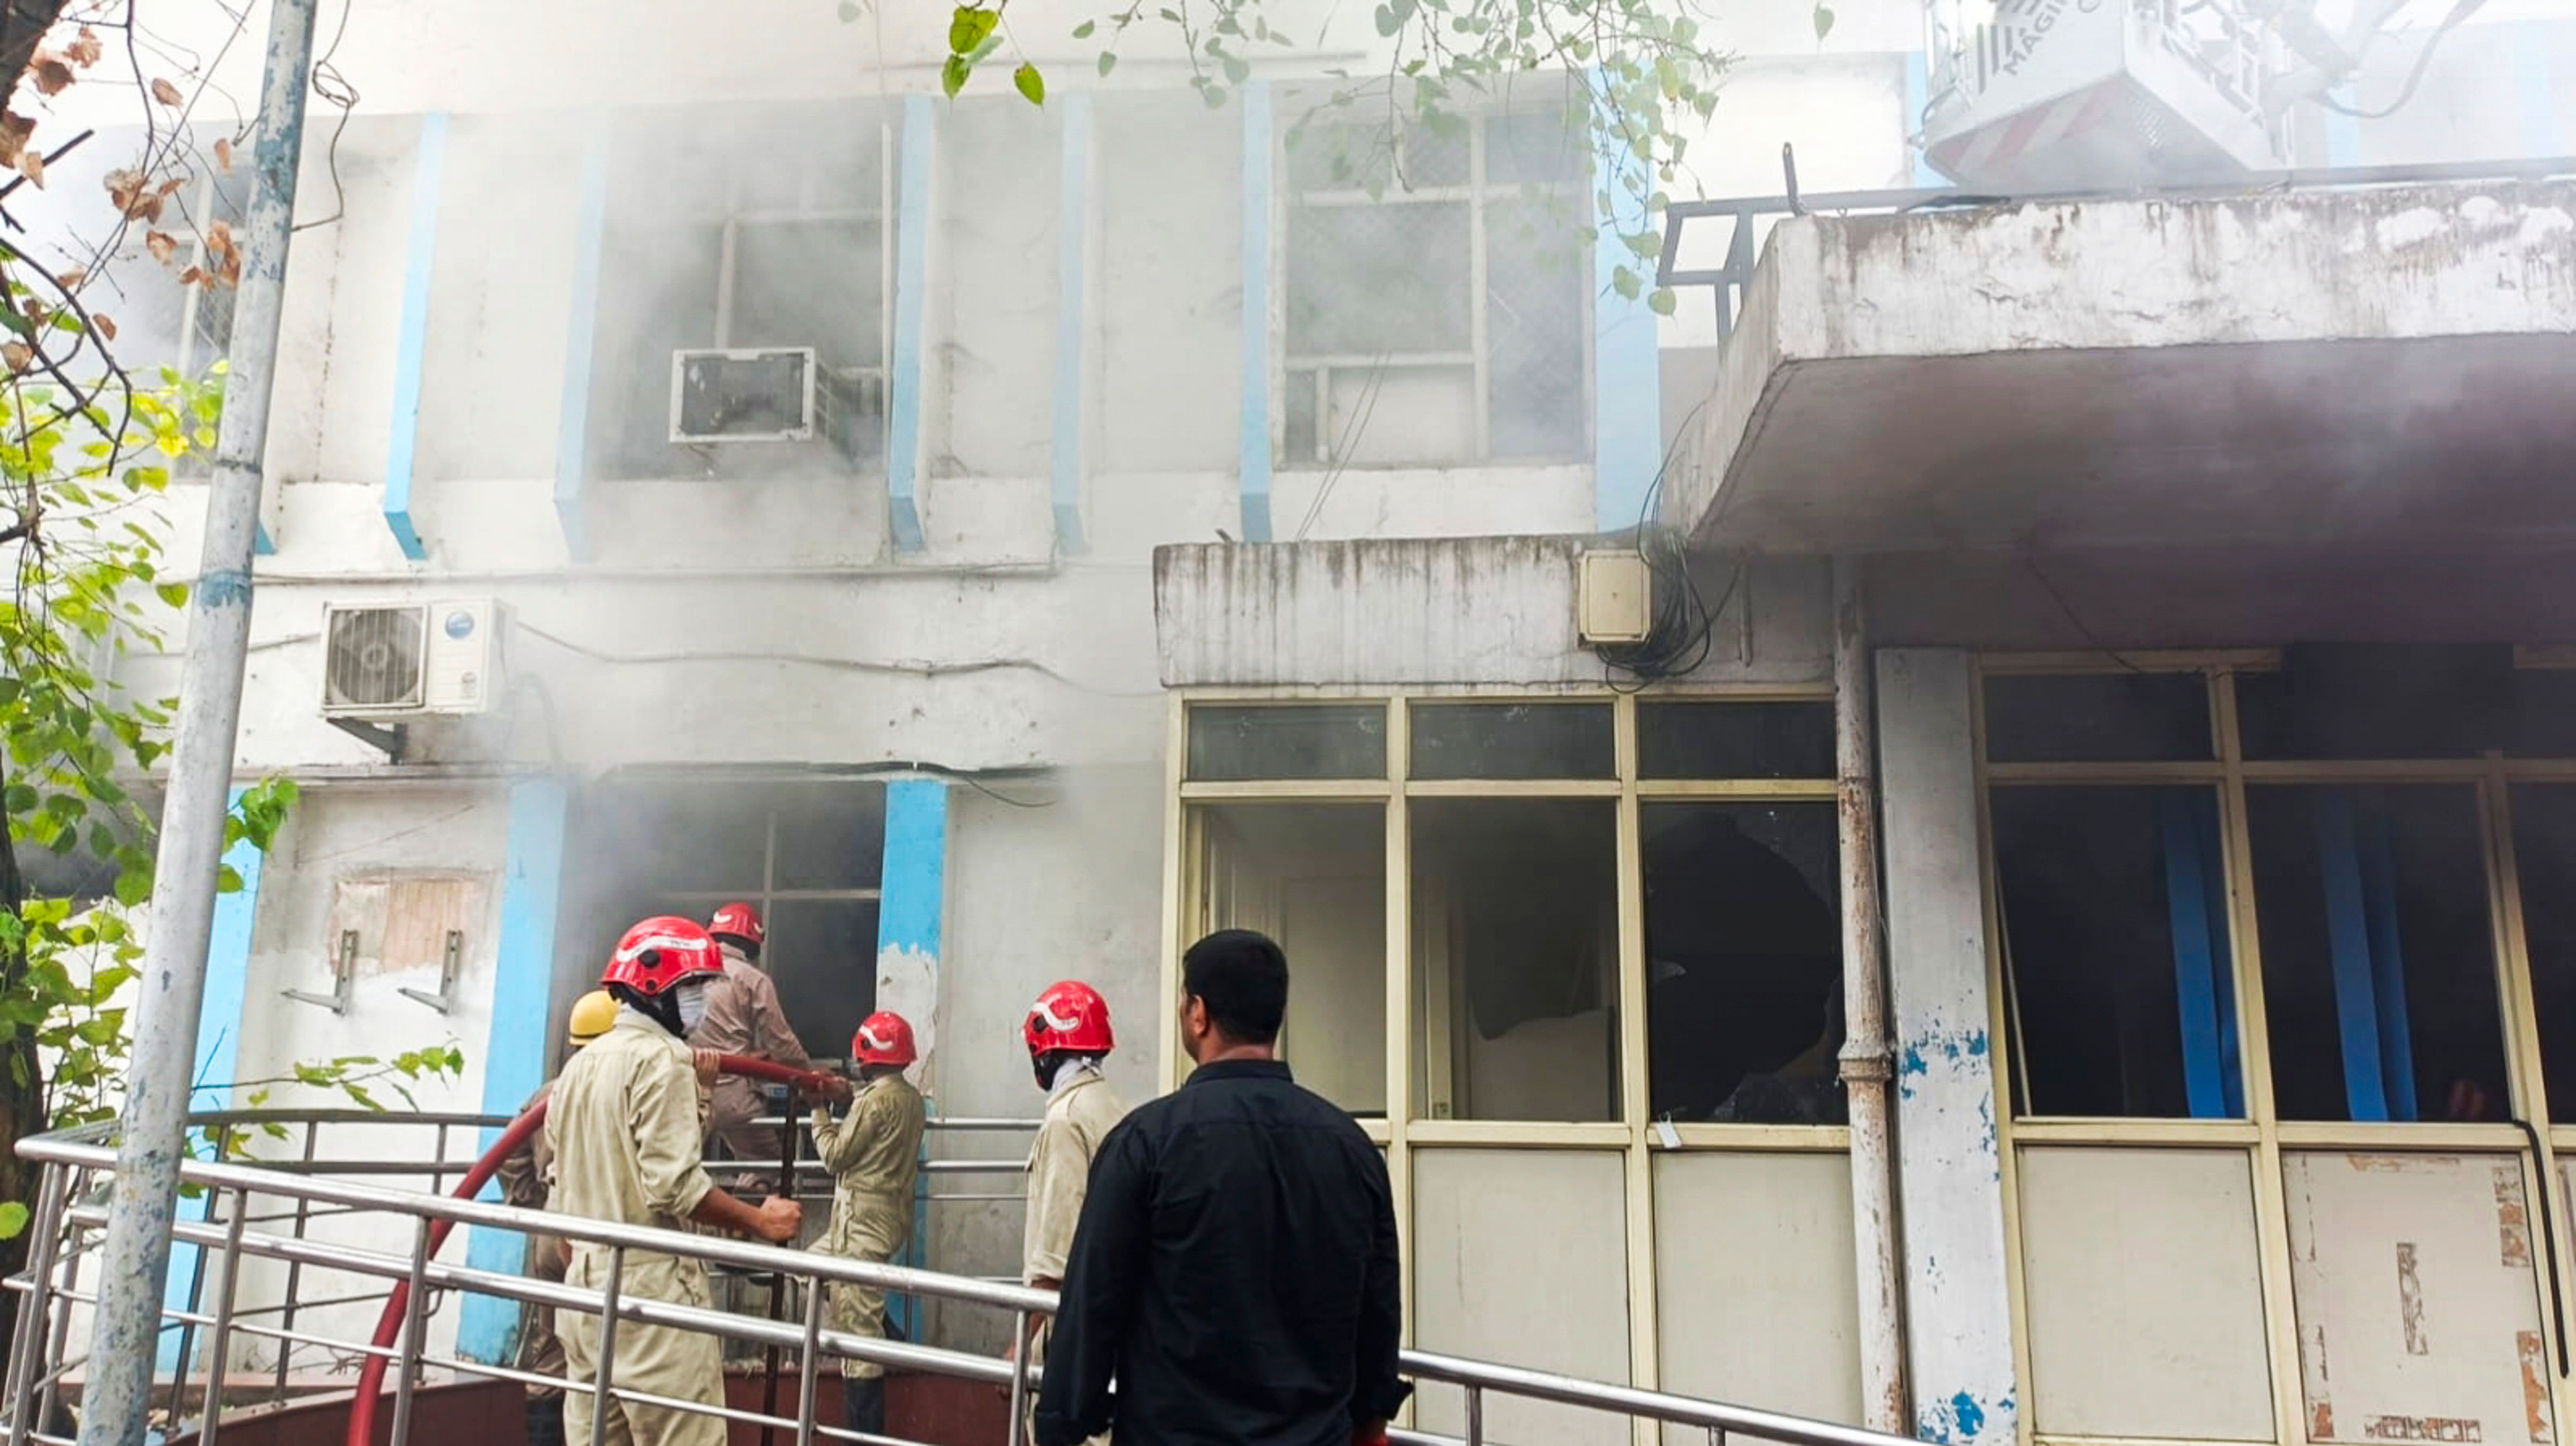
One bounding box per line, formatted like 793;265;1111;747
1272;103;1598;471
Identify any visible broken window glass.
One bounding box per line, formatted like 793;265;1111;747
1412;798;1619;1122
1992;786;2242;1118
1642;803;1843;1125
2248;784;2509;1124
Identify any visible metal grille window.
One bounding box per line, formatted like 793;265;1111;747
586;102;895;483
1280;106;1590;469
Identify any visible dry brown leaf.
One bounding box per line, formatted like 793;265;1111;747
215;248;240;287
154;175;185;199
150;78;183;108
205;220;236;262
54;268;85;290
4;342;34;374
144;230;178;265
0;113;34;168
14;150;41;187
177;265;206;287
213;136;232;172
93;313;115;342
29;57;74;97
66;27;103;66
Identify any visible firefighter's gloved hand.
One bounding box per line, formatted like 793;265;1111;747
802;1074;853;1106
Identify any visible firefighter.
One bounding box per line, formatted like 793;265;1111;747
1011;982;1126;1443
809;1010;927;1442
692;902;817;1193
550;915;811;1446
495;989;620;1446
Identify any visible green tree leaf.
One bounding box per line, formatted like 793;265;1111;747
1097;50;1118;76
1014;62;1046;104
942;53;973;97
1813;4;1835;40
0;1202;34;1240
948;5;1001;54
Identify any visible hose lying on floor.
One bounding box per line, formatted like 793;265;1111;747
343;1054;843;1446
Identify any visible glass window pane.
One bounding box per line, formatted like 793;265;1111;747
1411;798;1618;1122
2248;784;2508;1123
2510;784;2576;1118
1191;804;1387;1115
1410;703;1612;780
2509;668;2576;758
1992;786;2242;1119
2235;645;2514;760
1982;672;2212;764
1285;201;1471;356
1636;701;1835;780
1642;803;1841;1124
772;784;887;892
590;783;769;894
1187;704;1387;781
1483;198;1586;461
766;898;882;1063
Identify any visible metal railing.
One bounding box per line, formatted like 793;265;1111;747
5;1110;1920;1446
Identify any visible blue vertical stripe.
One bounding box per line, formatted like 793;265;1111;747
1238;81;1274;544
1052;94;1093;553
553;121;608;562
2315;790;2390;1121
2512;24;2562;158
1903;53;1944;186
2159;791;2228;1119
2357;813;2418;1122
161;785;266;1369
1591;77;1662;532
878;779;947;1340
889;96;936;554
2323;87;2363;168
2197;795;2243;1115
382;111;446;562
254;520;275;555
458;778;570;1364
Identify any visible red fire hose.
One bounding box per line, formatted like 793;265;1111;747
343;1055;842;1446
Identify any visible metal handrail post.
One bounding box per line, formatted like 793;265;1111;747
390;1213;434;1446
1467;1386;1483;1446
4;1162;70;1446
1004;1310;1029;1446
200;1188;253;1446
796;1271;825;1446
36;1178;86;1436
275;1117;319;1404
589;1247;626;1446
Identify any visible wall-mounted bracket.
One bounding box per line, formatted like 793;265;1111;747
326;717;408;762
283;929;358;1014
398;930;464;1014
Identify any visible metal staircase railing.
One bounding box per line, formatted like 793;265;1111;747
3;1111;1919;1446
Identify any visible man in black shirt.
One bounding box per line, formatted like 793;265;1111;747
1035;929;1409;1446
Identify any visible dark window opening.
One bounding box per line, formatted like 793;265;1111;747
1982;672;2212;764
2234;645;2521;760
1410;702;1613;780
1185;704;1388;782
1642;802;1843;1125
1636;701;1835;780
2248;784;2508;1123
2511;785;2576;1119
1993;786;2241;1119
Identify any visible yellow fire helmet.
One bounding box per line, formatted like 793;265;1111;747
567;989;619;1049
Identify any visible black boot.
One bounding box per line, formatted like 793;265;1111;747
844;1375;887;1442
525;1393;567;1446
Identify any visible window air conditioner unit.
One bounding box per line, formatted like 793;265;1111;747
319;599;506;720
670;347;818;444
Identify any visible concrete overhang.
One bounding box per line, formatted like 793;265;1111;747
1673;181;2576;555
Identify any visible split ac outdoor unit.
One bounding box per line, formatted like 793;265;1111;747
319;599;506;720
670;347;819;443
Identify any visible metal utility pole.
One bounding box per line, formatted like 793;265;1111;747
78;0;320;1438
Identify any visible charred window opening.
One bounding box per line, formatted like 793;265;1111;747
2249;784;2509;1124
1993;786;2242;1119
564;777;887;1064
2511;785;2576;1118
1413;798;1619;1123
1279;100;1589;469
585;102;893;483
1984;671;2213;764
1642;802;1842;1125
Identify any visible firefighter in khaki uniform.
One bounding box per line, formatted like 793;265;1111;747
549;916;815;1446
495;989;618;1446
809;1011;927;1443
1013;982;1128;1445
691;902;816;1191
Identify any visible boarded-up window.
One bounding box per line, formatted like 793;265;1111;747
328;872;491;977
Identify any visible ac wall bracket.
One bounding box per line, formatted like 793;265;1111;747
283;929;358;1014
326;717;408;762
398;930;464;1014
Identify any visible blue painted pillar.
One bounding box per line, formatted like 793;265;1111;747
2511;23;2562;157
1878;649;2018;1446
888;96;937;554
1051;94;1094;553
1237;82;1274;544
1590;80;1662;532
2322;87;2363;168
381;112;445;561
160;784;268;1370
876;779;949;1340
457;778;570;1365
553;121;608;562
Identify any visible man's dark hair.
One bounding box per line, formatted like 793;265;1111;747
1182;929;1289;1045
